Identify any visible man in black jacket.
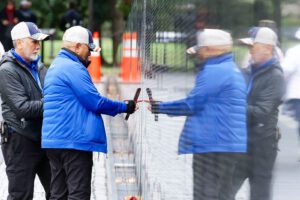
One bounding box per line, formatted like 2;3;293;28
230;27;285;200
60;1;82;31
17;0;37;23
0;22;51;200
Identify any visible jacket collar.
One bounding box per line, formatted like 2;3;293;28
1;51;40;72
204;53;233;66
59;48;90;68
247;58;282;78
10;49;40;71
251;58;275;75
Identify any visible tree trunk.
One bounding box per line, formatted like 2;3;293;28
253;0;271;24
272;0;281;42
88;0;94;31
110;0;124;67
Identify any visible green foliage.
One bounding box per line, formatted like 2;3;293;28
118;0;132;20
31;0;67;28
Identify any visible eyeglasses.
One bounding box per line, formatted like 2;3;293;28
88;43;95;51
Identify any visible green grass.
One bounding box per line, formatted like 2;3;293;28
41;37;115;68
41;40;62;66
150;42;194;70
101;37;113;64
233;45;249;67
41;37;300;73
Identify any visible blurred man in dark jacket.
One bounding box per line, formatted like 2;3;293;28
17;0;37;23
60;0;82;31
0;0;19;50
0;22;51;200
231;27;285;200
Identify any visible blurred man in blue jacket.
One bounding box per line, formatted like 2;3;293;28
42;26;136;200
149;29;247;200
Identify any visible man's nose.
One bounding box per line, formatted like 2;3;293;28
36;42;41;50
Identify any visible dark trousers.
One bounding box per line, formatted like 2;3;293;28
230;135;278;200
290;99;300;138
46;149;93;200
1;132;51;200
193;152;242;200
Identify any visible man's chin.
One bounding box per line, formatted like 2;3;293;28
29;54;38;61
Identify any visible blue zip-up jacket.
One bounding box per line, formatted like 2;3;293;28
157;53;247;154
42;49;127;152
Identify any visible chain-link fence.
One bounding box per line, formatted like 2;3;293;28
116;0;300;199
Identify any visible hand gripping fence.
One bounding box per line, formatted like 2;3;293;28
125;88;141;120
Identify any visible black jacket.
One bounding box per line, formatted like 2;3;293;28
245;61;285;142
0;51;47;142
60;9;82;31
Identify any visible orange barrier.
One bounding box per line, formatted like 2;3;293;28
88;32;102;83
124;196;140;200
120;32;141;83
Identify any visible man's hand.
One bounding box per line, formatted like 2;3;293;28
125;100;136;114
143;100;160;114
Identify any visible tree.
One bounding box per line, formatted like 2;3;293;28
91;0;133;66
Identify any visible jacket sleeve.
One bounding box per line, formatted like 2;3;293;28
248;70;285;121
282;48;298;80
0;67;43;119
158;72;208;116
66;66;127;116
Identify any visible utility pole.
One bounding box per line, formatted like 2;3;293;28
272;0;282;42
88;0;94;31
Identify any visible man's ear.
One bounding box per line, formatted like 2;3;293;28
75;43;81;52
15;39;23;48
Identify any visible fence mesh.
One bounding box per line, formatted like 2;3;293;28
116;0;300;199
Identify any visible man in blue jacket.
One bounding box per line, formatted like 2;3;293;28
149;29;247;200
42;26;136;200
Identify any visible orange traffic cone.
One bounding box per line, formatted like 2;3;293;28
120;32;141;83
130;32;141;83
88;32;102;83
120;32;131;82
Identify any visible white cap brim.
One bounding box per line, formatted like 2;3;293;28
31;33;49;41
238;38;253;46
295;28;300;40
186;46;198;55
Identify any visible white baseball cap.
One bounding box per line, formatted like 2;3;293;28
295;28;300;40
187;29;233;54
63;26;96;51
11;22;49;41
239;27;277;46
20;0;31;6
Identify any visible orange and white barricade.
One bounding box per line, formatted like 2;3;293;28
88;32;102;83
120;32;141;83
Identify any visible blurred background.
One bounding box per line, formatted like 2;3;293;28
0;0;299;68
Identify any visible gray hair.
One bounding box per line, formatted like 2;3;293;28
12;38;27;48
12;40;17;48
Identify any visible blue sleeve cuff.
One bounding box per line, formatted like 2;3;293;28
121;102;127;113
